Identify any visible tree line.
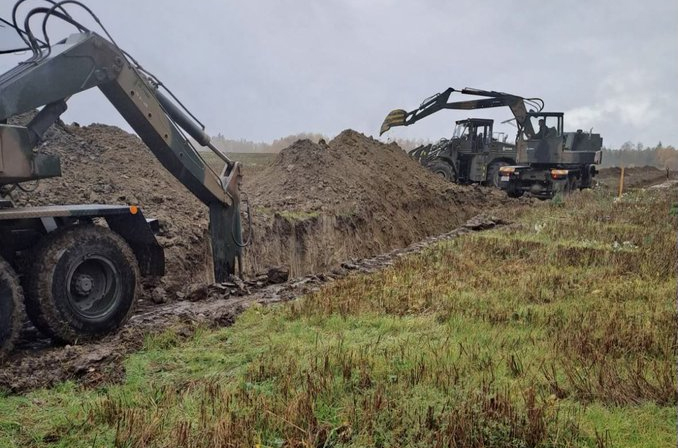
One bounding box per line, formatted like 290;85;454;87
210;133;325;153
205;133;678;170
600;142;678;169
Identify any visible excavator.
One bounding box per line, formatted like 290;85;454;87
0;2;244;358
380;87;544;187
381;87;603;198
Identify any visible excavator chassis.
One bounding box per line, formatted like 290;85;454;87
0;203;164;356
0;2;245;357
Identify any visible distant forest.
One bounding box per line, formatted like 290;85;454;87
207;134;678;170
600;142;678;169
210;133;325;153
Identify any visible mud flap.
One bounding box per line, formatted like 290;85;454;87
209;203;242;283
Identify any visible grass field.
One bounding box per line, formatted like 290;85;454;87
0;187;675;447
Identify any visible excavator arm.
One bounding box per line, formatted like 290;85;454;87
0;25;242;281
380;87;543;138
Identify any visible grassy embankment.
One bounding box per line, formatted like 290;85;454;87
0;187;675;447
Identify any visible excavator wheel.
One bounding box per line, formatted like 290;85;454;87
427;160;456;182
0;257;24;360
506;183;524;198
25;225;139;343
487;161;510;189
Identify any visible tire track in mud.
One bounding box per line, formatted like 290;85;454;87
0;215;506;393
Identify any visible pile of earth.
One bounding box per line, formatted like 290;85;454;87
244;130;513;275
8;119;515;298
9;118;209;297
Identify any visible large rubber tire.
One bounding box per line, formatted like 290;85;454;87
0;257;24;360
506;183;524;198
487;161;510;188
427;160;456;182
25;225;139;343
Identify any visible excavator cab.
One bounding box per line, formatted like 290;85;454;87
520;113;563;164
452;119;493;153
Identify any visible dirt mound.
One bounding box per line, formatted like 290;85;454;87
9;122;515;294
10;119;209;295
244;130;513;275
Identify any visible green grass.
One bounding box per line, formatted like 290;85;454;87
0;188;675;447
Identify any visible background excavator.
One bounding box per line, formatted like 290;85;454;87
380;87;544;187
0;1;244;357
381;87;603;198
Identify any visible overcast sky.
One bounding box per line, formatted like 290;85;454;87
1;0;676;148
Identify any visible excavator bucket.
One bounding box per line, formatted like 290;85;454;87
380;109;408;135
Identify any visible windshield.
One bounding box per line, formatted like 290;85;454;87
452;123;469;139
527;115;560;139
0;18;32;54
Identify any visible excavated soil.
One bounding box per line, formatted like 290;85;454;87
9;121;516;293
244;130;515;274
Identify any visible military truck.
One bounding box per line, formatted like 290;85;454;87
408;118;516;187
498;112;602;198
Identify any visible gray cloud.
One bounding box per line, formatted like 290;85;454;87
1;0;676;147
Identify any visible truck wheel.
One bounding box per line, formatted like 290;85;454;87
506;183;524;198
25;225;139;343
427;160;456;182
487;161;510;188
0;257;23;360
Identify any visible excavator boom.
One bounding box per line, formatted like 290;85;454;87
380;87;543;137
0;1;249;354
0;26;242;281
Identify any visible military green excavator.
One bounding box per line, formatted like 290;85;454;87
380;87;544;187
0;1;245;357
382;87;602;198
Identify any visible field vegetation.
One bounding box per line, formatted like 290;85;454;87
0;187;675;447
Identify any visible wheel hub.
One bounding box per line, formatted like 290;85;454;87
72;274;95;296
66;257;119;317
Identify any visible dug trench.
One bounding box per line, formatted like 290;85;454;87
1;215;507;392
2;119;527;390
